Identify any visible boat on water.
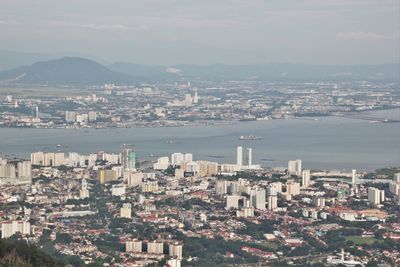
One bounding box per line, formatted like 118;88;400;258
260;158;274;162
239;135;262;140
56;144;68;148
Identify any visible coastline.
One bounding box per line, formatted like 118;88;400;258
1;107;399;130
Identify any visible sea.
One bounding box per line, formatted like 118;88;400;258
0;109;399;171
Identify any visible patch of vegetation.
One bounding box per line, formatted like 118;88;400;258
236;219;276;240
345;236;380;245
0;238;63;267
182;236;258;267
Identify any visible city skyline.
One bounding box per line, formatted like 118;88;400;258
0;1;399;266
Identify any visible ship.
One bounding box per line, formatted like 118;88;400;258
239;135;262;140
56;144;68;148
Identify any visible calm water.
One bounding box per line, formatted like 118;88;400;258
0;109;399;171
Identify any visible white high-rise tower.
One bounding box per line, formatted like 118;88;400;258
80;179;90;199
302;169;311;188
246;148;252;167
352;169;357;186
288;159;302;176
193;90;198;104
236;146;243;166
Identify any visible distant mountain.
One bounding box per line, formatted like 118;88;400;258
108;62;177;82
109;62;400;82
0;56;398;86
0;50;110;72
0;57;134;86
177;63;400;82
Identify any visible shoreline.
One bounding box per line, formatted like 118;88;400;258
1;107;399;130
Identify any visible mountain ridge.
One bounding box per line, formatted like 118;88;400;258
0;56;398;86
0;57;134;86
109;61;400;82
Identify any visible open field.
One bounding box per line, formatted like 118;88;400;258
345;236;380;245
0;86;93;97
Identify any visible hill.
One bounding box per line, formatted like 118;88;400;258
0;57;134;86
0;56;398;86
109;62;400;82
108;62;177;82
0;239;63;267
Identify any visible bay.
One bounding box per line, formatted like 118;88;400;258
0;109;399;171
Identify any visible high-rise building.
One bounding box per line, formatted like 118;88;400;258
121;148;136;170
206;162;218;176
197;161;208;177
185;161;198;174
267;185;278;210
246;148;252;167
126;239;142;252
120;203;132;219
368;187;385;205
76;114;88;125
226;195;243;209
236;146;243;166
193;90;198;104
302;169;311;188
44;153;55;166
147;241;164;254
32;105;39;119
269;182;282;193
250;188;266;210
153;157;169;170
54;153;65;166
389;173;400;197
184;93;192;106
0;160;31;182
124;171;143;187
65;111;76;122
112;184;126;196
389;181;400;196
140;181;159;193
216;180;228;196
80;179;90;199
236;206;255;218
1;221;30;238
394;173;400;184
169;242;183;259
88;111;97;122
31;152;65;167
220;163;241;173
268;195;278;210
0;162;16;179
286;181;301;196
98;169;118;184
31;152;45;165
352;169;357;186
288;159;302;176
312;196;325;207
171;153;184;166
17;161;31;179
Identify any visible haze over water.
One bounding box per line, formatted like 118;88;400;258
1;109;399;172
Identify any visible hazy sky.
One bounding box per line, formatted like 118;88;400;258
0;0;399;65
